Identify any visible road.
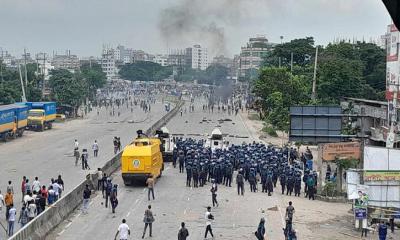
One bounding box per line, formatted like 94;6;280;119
0;98;170;238
49;99;356;240
50;99;278;240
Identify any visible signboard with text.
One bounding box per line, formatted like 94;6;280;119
321;142;361;161
364;170;400;181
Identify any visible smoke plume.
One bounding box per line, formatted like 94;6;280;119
158;0;259;56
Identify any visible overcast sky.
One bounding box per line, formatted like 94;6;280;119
0;0;392;58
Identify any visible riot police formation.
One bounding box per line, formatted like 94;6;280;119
172;138;318;201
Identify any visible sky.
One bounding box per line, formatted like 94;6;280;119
0;0;392;58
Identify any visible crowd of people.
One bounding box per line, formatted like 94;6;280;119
0;176;65;237
171;138;318;239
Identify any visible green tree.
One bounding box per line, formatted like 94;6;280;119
263;37;316;68
119;61;172;81
49;69;88;109
265;92;289;131
80;63;107;99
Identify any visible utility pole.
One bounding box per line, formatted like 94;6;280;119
290;52;294;72
278;57;281;68
311;46;319;101
24;48;28;90
18;64;27;102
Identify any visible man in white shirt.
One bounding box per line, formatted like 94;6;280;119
32;177;41;193
8;204;17;237
23;194;33;205
114;219;130;240
92;140;99;157
74;139;79;150
52;180;61;200
204;206;214;239
27;201;36;221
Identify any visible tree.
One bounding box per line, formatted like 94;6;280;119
263;37;316;68
265;92;289;131
253;67;310;130
119;61;172;81
49;69;88;109
80;63;107;100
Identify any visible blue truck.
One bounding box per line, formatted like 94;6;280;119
0;104;28;141
23;102;57;131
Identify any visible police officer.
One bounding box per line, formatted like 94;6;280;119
236;169;245;196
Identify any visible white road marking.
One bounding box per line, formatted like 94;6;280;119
126;211;131;217
184;209;187;215
65;222;72;229
58;229;65;236
187;197;190;201
135;199;139;204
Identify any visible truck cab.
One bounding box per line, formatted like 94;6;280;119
25;102;56;131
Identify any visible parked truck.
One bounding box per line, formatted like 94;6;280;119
0;104;28;141
24;102;57;131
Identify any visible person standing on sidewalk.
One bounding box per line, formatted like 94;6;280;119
378;221;387;240
114;219;130;240
142;205;154;238
146;176;155;201
178;222;189;240
92;140;99;157
204;206;214;239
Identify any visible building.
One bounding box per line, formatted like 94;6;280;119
101;48;117;81
238;35;276;80
212;55;236;78
340;97;400;148
51;53;80;72
0;49;15;67
190;44;208;70
132;50;153;62
153;54;168;66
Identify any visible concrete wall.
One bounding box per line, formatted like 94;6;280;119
10;100;184;240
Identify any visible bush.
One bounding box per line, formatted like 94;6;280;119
263;125;278;137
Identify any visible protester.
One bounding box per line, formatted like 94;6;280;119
114;219;130;240
178;222;189;240
142;205;154;238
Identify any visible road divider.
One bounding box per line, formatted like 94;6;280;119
10;100;184;240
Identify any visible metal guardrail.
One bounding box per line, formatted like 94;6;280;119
9;100;184;240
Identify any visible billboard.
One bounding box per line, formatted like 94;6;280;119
289;106;343;144
363;146;400;208
321;142;361;161
386;24;400;100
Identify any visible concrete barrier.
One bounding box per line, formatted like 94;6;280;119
9;100;184;240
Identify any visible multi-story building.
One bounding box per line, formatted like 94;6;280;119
101;48;117;81
0;49;15;67
51;52;80;72
153;54;168;66
190;44;208;70
238;35;276;80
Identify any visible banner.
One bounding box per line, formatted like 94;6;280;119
364;171;400;181
321;142;361;161
354;208;367;220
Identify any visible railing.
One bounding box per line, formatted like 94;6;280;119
9;100;184;240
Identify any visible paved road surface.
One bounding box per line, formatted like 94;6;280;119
0;99;169;238
50;99;286;240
